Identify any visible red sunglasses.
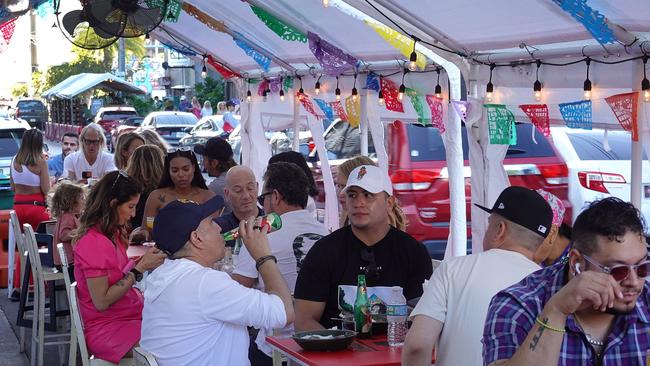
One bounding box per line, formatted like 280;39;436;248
582;254;650;282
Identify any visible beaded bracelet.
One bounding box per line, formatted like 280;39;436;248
535;317;566;333
255;255;278;271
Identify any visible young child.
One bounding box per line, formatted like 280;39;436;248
49;183;85;272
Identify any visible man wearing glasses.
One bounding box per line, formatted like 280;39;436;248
402;186;552;366
61;123;116;183
294;165;433;331
483;197;650;365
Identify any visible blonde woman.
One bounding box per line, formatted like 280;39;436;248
139;129;169;153
113;132;145;170
201;100;213;117
336;156;407;231
11;128;50;228
125;144;164;230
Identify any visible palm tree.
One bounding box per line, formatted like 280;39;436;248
72;25;146;68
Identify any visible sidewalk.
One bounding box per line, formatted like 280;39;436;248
0;291;28;366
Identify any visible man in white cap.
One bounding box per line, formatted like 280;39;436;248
294;165;433;331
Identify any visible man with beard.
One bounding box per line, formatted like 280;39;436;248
48;132;78;178
482;197;650;365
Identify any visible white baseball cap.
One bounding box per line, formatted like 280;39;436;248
343;165;393;196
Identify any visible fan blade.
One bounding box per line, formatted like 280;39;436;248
93;22;122;39
62;10;84;36
131;6;161;26
87;0;116;25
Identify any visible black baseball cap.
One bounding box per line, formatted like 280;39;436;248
475;186;553;238
194;137;233;161
153;195;225;255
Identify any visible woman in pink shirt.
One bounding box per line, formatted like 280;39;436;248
73;171;166;363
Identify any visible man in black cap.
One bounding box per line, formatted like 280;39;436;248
402;186;552;366
140;196;294;365
194;136;237;214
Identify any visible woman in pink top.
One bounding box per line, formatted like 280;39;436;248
73;171;166;363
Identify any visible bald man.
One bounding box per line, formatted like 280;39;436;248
214;166;265;247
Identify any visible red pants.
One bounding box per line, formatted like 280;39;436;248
13;193;50;230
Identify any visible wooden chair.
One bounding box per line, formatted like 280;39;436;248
133;347;158;366
23;224;70;366
58;244;134;366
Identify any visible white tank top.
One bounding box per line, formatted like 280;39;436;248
11;158;41;187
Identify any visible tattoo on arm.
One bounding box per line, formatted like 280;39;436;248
158;194;165;204
116;273;132;287
529;317;547;351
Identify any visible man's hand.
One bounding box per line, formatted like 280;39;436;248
238;216;272;261
546;270;623;315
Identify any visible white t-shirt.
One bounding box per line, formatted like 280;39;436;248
234;209;328;355
410;249;540;366
61;151;116;180
140;259;287;366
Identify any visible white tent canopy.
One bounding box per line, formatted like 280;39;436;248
42;73;146;99
153;0;650;257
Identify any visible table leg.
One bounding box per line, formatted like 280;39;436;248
272;348;283;366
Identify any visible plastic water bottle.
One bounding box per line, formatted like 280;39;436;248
386;286;408;347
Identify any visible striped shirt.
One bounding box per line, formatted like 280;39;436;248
482;262;650;366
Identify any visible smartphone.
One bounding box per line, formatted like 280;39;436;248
82;171;92;179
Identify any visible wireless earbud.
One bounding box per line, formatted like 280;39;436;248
575;263;581;274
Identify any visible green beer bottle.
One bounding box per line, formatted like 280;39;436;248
354;274;372;339
225;212;282;242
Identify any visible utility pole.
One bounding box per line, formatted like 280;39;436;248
29;9;37;95
117;38;126;78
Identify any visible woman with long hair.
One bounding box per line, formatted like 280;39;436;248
73;171;166;363
140;149;216;238
336;156;407;231
125;144;164;230
201;100;213;117
11;128;50;228
190;97;202;119
139;129;169;153
113;132;145;170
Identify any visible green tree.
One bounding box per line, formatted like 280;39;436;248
31;70;45;97
10;83;27;98
195;76;225;110
43;56;108;92
72;26;146;69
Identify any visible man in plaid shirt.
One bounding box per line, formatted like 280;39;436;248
483;197;650;365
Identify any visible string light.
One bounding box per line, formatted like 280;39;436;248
434;68;442;99
298;76;304;95
246;79;252;103
642;56;649;103
533;60;542;102
486;64;495;102
279;77;285;101
408;37;418;71
335;76;341;101
314;75;321;95
351;73;358;101
583;58;592;100
145;33;151;45
323;0;329;7
398;68;407;101
378;76;385;106
201;56;207;79
262;89;268;102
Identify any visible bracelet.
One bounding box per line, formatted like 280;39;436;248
255;255;277;271
535;316;565;333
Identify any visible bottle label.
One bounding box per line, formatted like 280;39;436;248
387;304;408;317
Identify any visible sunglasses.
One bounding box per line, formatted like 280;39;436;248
83;138;101;145
167;147;196;158
360;248;380;279
111;170;129;190
257;191;273;206
582;253;650;282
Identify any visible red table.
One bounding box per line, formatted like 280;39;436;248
266;335;435;366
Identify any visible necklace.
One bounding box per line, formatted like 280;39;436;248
573;314;606;347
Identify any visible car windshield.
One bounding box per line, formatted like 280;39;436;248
125;118;144;126
17;101;44;109
102;111;137;120
154;114;197;126
566;130;647;160
407;123;556;161
0;129;24;157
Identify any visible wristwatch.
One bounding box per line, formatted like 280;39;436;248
130;268;143;282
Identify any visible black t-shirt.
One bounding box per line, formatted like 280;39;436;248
214;208;264;247
294;225;433;329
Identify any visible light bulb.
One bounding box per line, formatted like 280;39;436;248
583;79;592;100
262;90;268;102
583;90;591;100
246;91;252;102
279;90;285;102
335;87;341;101
378;90;384;106
323;0;329;7
534;90;542;102
201;64;207;79
645;90;650;103
408;51;417;72
485;81;494;102
315;81;320;95
398;84;405;101
435;85;442;99
486;92;493;102
642;77;650;103
145;33;151;45
351;87;358;102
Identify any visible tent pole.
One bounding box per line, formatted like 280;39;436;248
631;62;645;209
360;76;369;156
473;42;646;64
292;91;300;152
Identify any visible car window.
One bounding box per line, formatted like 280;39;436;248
101;111;137;120
126;118;143;127
406;123;556;162
154;114;197;126
323;120;375;160
566;130;647;160
16;101;44;109
0;129;24;157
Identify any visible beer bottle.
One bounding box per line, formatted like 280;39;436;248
224;212;282;242
354;274;372;339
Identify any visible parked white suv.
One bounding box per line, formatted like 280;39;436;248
550;126;650;223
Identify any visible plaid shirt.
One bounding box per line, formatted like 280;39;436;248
483;262;650;365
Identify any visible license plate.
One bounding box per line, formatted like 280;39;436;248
644;185;650;198
29;118;36;122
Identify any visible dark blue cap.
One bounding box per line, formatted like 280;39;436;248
153;195;225;255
